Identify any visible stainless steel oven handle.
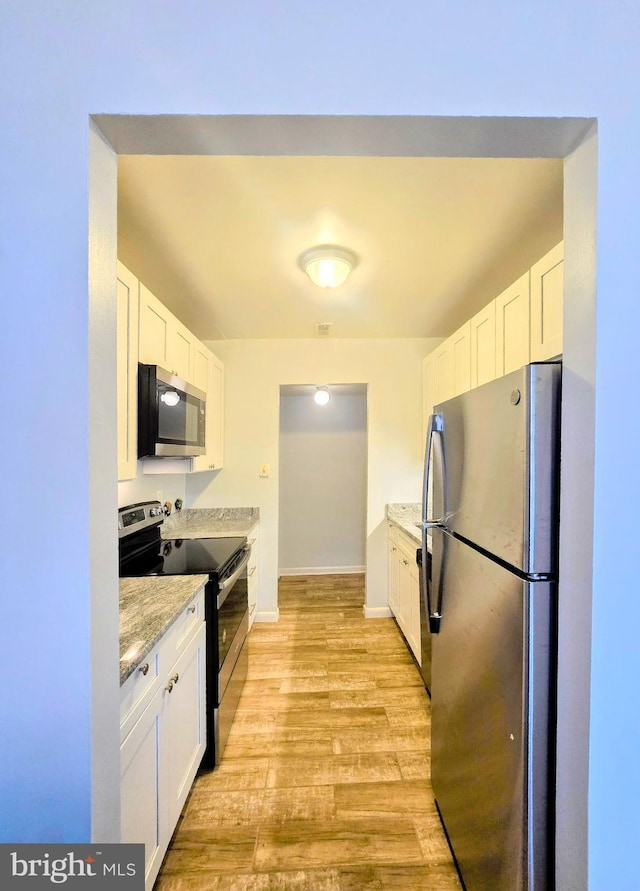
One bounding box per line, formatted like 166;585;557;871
217;547;251;607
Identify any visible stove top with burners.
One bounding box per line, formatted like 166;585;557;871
121;533;247;578
118;501;247;580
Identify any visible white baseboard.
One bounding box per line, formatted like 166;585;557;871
254;609;280;623
279;565;365;576
363;605;393;619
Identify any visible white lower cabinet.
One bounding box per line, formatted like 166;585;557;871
387;522;399;616
247;524;260;628
120;590;206;891
387;524;421;664
120;692;163;885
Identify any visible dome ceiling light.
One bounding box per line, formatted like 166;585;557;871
299;245;357;289
314;386;330;406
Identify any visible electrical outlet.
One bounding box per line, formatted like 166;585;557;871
259;463;271;478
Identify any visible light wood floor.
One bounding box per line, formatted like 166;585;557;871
156;574;462;890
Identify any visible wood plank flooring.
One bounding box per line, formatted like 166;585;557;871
156;574;462;890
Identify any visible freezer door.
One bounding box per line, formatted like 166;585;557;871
430;530;553;891
433;362;560;575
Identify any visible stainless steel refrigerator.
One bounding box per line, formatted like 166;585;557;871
419;362;560;891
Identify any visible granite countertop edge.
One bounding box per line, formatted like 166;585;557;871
119;574;209;686
386;502;423;546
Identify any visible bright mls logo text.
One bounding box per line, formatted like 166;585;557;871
0;844;144;887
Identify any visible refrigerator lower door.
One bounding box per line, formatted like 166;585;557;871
431;530;553;891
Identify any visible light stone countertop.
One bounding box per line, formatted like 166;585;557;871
386;502;430;548
161;507;259;540
119;574;208;686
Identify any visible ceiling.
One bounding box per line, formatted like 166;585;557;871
117;154;563;341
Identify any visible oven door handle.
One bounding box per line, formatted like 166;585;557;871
217;547;251;607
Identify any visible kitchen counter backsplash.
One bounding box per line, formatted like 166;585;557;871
119;574;208;685
162;506;259;539
386;502;422;545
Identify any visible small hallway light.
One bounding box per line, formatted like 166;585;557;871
299;245;357;289
314;387;330;406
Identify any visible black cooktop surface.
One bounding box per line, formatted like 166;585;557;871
120;535;246;578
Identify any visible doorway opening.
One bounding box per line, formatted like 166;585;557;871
90;114;597;880
278;383;368;584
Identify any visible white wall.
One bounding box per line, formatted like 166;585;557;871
278;392;367;574
3;5;638;888
186;338;437;617
117;465;187;511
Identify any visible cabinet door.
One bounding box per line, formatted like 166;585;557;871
387;523;399;615
450;321;471;397
396;538;415;642
165;623;206;828
117;262;139;481
470;301;496;389
247;526;260;628
120;692;163;889
434;341;453;404
495;271;530;376
408;558;421;665
138;283;170;369
167;319;196;382
139;284;195;381
191;342;225;472
530;241;564;361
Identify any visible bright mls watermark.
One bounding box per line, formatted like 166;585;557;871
0;845;144;888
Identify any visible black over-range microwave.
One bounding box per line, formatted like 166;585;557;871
138;364;206;458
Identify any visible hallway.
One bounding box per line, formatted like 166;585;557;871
155;574;462;889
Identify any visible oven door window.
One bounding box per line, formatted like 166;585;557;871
218;574;248;668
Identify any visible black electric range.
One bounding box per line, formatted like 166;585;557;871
118;501;251;768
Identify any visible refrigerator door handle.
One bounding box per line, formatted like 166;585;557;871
421;412;446;634
421;412;446;527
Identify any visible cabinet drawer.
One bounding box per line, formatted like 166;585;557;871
120;647;162;741
171;588;205;654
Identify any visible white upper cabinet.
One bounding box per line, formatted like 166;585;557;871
139;283;196;382
120;266;225;475
191;340;225;472
450;320;471;397
530;241;564;362
495;270;530;377
117;262;139;481
434;340;453;404
423;242;563;405
470;300;496;389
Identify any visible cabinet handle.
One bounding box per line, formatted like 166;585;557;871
188;605;196;614
138;663;149;676
165;673;180;693
248;567;256;577
402;558;409;565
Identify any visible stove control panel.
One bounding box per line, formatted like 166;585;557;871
118;501;164;538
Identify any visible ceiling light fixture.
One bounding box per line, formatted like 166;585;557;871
314;386;330;406
299;245;357;289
